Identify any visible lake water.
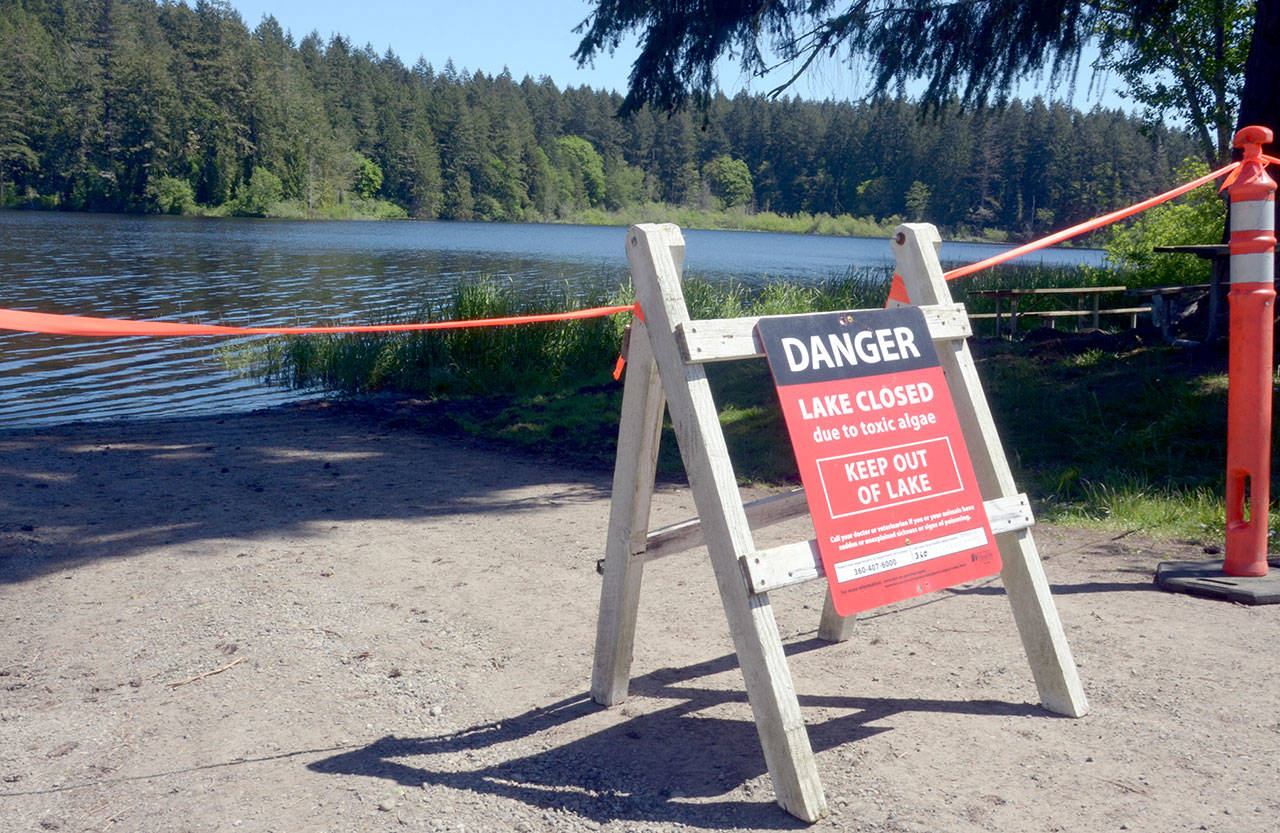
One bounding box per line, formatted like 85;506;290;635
0;211;1105;427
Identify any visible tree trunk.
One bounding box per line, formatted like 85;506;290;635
1236;0;1280;143
1234;0;1280;338
1232;0;1280;245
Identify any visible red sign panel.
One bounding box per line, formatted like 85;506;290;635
756;307;999;615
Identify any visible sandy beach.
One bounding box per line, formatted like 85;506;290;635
1;401;1277;832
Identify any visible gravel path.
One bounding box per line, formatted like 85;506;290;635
2;403;1277;832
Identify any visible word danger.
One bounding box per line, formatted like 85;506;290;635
779;326;921;372
797;382;935;420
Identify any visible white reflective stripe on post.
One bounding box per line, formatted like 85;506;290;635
1230;199;1277;233
1228;252;1275;284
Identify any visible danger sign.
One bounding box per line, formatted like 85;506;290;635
756;307;999;616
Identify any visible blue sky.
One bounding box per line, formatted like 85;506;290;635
228;0;1130;110
229;0;643;92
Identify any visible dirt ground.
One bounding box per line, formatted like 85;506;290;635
2;401;1278;833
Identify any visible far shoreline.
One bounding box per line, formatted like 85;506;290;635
0;203;1094;248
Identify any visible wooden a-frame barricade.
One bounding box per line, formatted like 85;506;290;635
592;222;1089;822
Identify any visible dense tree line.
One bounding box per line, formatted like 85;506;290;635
0;0;1199;235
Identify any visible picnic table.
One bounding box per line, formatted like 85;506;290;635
1126;282;1218;345
1147;244;1230;344
966;285;1149;337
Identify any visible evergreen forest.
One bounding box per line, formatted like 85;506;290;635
0;0;1202;237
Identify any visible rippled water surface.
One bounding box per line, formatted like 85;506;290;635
0;212;1105;427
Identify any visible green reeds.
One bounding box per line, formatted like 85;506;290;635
241;276;631;397
236;269;892;397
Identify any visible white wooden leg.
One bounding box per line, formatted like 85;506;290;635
892;223;1088;718
591;319;665;706
817;590;856;643
627;224;828;822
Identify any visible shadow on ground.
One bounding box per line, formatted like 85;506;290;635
308;642;1049;828
0;403;610;583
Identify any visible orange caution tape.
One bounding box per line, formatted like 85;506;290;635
1213;156;1274;190
1220;157;1280;191
886;273;911;305
611;304;645;380
0;303;639;338
612;332;630;380
886;162;1241;305
937;161;1242;284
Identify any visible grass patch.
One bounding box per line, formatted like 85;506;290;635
973;334;1277;541
565;203;904;238
1042;479;1230;541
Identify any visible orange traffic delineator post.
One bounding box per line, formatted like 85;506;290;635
1157;125;1280;604
1223;125;1277;577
